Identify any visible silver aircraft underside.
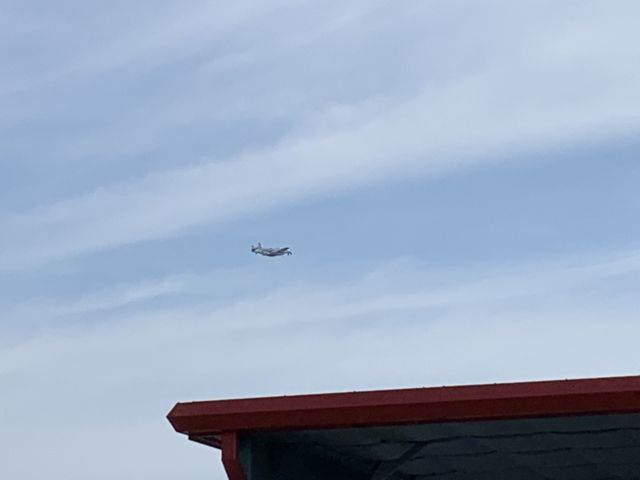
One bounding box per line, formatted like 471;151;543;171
251;243;292;257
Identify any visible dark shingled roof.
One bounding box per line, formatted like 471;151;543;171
168;375;640;480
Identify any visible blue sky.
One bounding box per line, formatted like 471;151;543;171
1;1;640;479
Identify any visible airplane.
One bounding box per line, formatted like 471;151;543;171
251;242;292;257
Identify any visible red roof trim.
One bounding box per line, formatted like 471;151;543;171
221;433;247;480
167;375;640;436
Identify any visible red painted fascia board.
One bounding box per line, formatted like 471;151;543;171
167;375;640;437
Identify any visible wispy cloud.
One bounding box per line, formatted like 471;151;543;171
3;247;639;377
3;1;639;269
0;1;308;96
2;275;187;338
3;68;638;269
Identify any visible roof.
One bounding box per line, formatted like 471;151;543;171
167;375;640;480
